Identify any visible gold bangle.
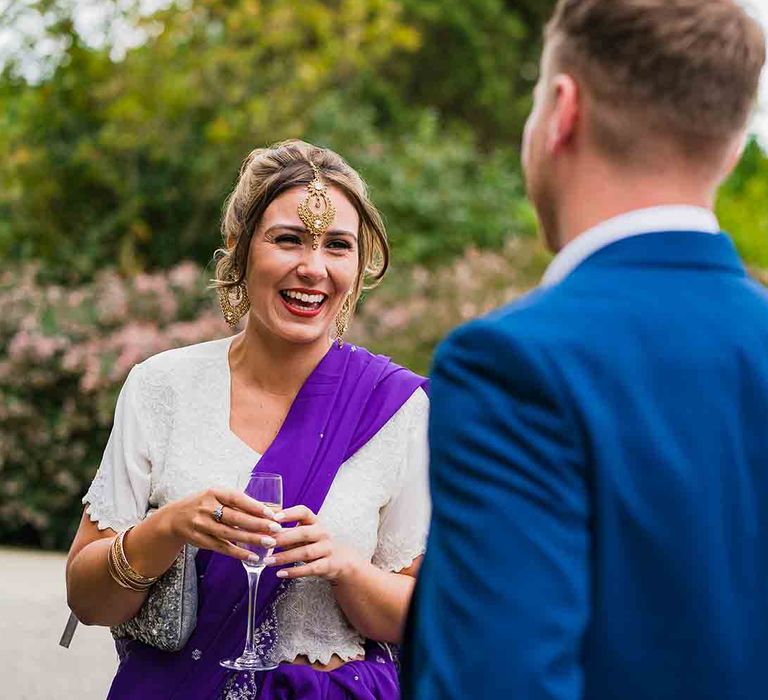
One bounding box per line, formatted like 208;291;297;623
107;539;149;592
106;529;157;592
108;538;151;592
114;528;158;586
112;530;157;589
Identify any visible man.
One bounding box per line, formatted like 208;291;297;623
402;1;768;698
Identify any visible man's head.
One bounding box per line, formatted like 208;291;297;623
523;0;766;251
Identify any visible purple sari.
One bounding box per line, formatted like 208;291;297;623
108;343;427;699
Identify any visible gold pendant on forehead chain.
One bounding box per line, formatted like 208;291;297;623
297;163;336;250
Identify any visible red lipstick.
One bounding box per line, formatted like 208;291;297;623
279;288;328;318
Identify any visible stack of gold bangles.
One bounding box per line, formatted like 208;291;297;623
107;527;158;593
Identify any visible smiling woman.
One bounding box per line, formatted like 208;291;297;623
65;140;430;699
214;141;389;342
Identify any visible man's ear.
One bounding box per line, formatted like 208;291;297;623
547;74;580;154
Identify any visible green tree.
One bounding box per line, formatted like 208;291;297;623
0;0;422;280
375;0;555;145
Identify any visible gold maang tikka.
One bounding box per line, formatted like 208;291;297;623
297;163;336;249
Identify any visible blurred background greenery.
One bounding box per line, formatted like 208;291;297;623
1;0;767;549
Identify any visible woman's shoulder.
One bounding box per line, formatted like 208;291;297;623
370;386;429;448
133;336;232;382
119;337;232;434
348;344;427;395
346;344;429;424
122;337;232;415
362;343;428;409
400;385;429;418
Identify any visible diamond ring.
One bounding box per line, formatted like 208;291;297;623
212;504;225;523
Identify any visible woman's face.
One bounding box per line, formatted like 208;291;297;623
243;185;360;347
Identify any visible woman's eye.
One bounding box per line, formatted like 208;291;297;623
327;240;352;251
275;235;302;245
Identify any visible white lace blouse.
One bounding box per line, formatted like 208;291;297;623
82;336;431;665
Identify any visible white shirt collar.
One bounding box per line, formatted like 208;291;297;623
541;205;720;288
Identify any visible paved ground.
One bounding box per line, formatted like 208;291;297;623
1;547;117;699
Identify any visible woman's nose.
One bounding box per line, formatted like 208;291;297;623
296;247;328;281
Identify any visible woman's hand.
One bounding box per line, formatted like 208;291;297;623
161;488;283;565
265;505;362;581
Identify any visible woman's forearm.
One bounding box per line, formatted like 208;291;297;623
66;534;149;626
66;508;183;626
333;560;416;644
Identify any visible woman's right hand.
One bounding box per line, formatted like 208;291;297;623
66;488;282;626
160;488;282;564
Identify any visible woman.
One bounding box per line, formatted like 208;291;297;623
66;140;430;699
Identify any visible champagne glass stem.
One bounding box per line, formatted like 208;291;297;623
244;567;262;658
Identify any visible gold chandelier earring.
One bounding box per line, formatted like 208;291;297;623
335;295;353;348
218;270;250;329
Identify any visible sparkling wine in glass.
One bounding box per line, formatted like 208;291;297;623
220;471;283;672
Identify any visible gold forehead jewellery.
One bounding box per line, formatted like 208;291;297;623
297;163;336;250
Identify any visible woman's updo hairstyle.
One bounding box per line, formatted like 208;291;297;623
213;140;389;304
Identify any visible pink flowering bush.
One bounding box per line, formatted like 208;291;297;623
352;237;550;375
1;242;549;549
0;262;228;548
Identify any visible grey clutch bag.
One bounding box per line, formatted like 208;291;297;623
110;543;199;652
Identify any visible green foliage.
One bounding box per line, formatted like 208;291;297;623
378;0;555;144
4;0;768;281
0;0;421;280
0;0;542;282
717;139;768;268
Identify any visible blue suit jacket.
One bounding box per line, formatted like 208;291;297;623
402;231;768;699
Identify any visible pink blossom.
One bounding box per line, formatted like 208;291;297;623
169;261;202;291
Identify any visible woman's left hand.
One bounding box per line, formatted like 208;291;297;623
265;505;362;582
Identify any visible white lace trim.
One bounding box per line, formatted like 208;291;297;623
82;498;142;533
373;533;426;574
268;576;366;665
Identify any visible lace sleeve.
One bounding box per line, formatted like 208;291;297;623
372;388;431;572
82;364;152;531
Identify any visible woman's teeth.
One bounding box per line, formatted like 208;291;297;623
281;290;326;309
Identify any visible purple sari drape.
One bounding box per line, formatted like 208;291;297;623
107;343;427;699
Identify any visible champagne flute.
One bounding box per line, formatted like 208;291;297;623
220;471;283;672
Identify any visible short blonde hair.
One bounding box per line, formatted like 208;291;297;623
546;0;766;159
214;140;389;304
